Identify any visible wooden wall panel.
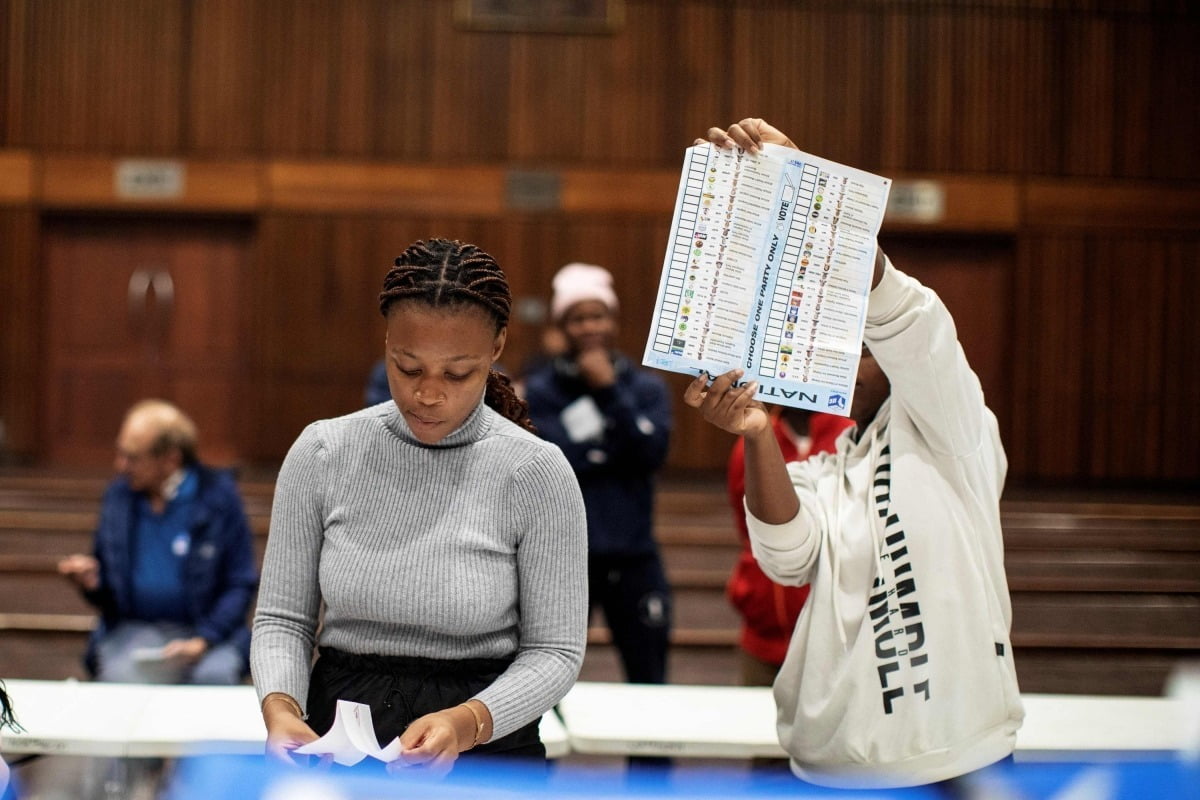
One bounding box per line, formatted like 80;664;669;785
0;0;1197;483
15;0;184;152
258;0;338;155
1159;240;1200;481
187;0;263;154
267;162;506;215
1;0;25;146
1;0;1196;177
371;2;443;160
1025;180;1200;231
1011;233;1200;486
1010;236;1089;482
1148;21;1200;180
0;150;32;203
0;209;39;460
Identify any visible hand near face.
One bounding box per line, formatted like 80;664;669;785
576;347;616;389
694;118;798;154
683;369;770;437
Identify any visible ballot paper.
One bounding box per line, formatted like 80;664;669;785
294;699;404;766
130;646;168;662
642;142;891;414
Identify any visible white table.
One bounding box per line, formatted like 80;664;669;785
1;679;569;759
558;682;784;759
557;682;1196;762
2;680;267;758
1016;693;1192;760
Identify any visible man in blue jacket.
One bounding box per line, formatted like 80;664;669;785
524;263;673;685
58;399;259;685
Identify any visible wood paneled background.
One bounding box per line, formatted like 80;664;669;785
0;0;1197;485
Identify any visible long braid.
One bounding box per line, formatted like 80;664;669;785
380;239;536;434
0;679;20;732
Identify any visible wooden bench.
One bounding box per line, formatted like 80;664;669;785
2;470;1197;696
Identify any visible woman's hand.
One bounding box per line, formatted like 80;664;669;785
390;701;487;777
684;369;770;437
694;118;798;154
262;694;319;765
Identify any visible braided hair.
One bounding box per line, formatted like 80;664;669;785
379;239;535;434
0;679;20;733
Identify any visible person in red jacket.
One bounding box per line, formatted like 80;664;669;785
726;408;852;686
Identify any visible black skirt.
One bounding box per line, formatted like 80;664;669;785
305;647;545;761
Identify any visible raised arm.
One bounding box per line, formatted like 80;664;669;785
684;370;797;525
865;259;990;457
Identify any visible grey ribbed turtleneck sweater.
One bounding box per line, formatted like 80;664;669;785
250;398;588;740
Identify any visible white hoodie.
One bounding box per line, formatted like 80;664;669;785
747;261;1023;788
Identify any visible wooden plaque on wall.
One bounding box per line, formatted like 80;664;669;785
454;0;623;33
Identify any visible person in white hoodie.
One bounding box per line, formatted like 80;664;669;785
685;119;1023;790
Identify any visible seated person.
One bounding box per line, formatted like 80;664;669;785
58;399;259;684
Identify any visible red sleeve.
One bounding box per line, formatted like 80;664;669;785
727;437;749;542
807;412;854;455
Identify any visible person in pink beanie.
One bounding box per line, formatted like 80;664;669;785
524;262;674;689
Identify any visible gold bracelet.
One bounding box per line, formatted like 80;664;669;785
262;693;305;720
459;701;485;749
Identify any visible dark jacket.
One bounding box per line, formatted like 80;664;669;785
524;353;671;556
81;465;259;675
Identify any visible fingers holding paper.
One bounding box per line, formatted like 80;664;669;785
704;118;797;153
393;710;464;777
684;370;770;437
264;714;320;766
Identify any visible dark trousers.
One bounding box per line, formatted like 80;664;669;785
306;647;545;761
588;552;672;684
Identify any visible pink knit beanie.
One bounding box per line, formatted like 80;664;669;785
550;262;619;321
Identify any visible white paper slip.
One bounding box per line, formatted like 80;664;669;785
294;699;404;766
560;395;605;443
642;142;891;414
130;646;168;662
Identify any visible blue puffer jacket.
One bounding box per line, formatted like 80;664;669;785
80;465;259;676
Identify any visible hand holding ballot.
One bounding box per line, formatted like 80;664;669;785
698;117;798;153
683;369;770;438
644;118;891;416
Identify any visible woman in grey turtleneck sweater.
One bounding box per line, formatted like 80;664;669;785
251;239;587;775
